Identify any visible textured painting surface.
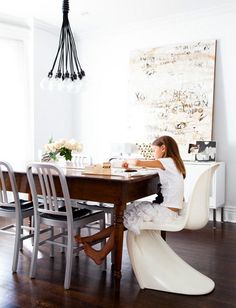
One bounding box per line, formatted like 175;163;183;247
128;40;216;157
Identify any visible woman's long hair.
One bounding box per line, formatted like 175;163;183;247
152;135;186;179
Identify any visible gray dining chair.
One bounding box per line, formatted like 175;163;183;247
0;161;35;272
26;162;106;289
75;200;115;265
72;153;115;229
71;153;115;262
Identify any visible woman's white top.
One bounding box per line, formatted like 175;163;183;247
157;157;184;209
124;157;184;234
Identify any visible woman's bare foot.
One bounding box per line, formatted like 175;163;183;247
74;234;96;244
84;243;104;265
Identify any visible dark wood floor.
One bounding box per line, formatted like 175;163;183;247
0;219;236;308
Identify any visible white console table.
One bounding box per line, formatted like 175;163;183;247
184;161;225;227
136;161;225;228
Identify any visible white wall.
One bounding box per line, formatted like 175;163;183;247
73;5;236;220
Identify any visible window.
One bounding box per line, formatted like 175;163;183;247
0;25;32;164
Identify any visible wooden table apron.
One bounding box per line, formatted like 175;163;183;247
6;170;159;279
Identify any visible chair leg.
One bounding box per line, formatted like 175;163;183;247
213;209;216;229
60;228;65;253
31;216;34;246
12;221;21;273
64;228;73;289
221;208;224;223
99;217;107;271
127;230;215;295
50;227;54;258
87;225;92;236
20;218;24;251
30;220;40;278
75;228;80;257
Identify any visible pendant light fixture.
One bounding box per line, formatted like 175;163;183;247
40;0;85;93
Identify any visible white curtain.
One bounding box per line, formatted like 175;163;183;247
0;35;31;164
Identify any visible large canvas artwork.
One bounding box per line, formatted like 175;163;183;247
128;40;216;158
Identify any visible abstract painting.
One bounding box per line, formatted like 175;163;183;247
128;40;216;158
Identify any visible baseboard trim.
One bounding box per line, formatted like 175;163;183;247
223;205;236;223
209;205;236;223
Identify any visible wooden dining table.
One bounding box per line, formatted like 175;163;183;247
6;163;160;281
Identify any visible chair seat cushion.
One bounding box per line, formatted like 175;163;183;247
41;206;94;221
0;199;34;212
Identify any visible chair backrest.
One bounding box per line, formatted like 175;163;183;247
72;154;92;168
26;162;73;221
0;161;20;211
183;163;219;230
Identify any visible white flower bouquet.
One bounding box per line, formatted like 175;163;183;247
42;138;82;161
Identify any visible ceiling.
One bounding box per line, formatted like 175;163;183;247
0;0;234;34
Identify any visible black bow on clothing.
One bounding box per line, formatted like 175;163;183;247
152;183;164;204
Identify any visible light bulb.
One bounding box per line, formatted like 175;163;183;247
62;79;71;93
48;79;56;91
79;78;88;92
66;81;75;93
57;79;65;91
74;80;82;93
49;78;61;92
40;77;50;90
57;78;71;92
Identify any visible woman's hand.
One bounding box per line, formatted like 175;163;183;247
122;159;139;169
122;161;129;169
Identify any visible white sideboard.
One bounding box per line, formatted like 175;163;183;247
184;161;225;226
136;161;225;227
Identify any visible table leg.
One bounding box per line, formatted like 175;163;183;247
114;202;125;280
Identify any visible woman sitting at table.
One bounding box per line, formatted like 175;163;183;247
75;135;186;265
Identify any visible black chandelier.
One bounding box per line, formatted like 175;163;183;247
41;0;85;92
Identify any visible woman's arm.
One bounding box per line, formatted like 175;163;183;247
124;159;165;170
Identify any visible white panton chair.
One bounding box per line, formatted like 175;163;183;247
127;163;219;295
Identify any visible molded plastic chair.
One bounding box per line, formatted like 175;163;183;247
0;161;34;272
127;163;219;295
26;162;106;290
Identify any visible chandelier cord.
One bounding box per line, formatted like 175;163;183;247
48;0;85;81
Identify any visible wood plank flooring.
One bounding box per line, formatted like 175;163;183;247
0;219;236;308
